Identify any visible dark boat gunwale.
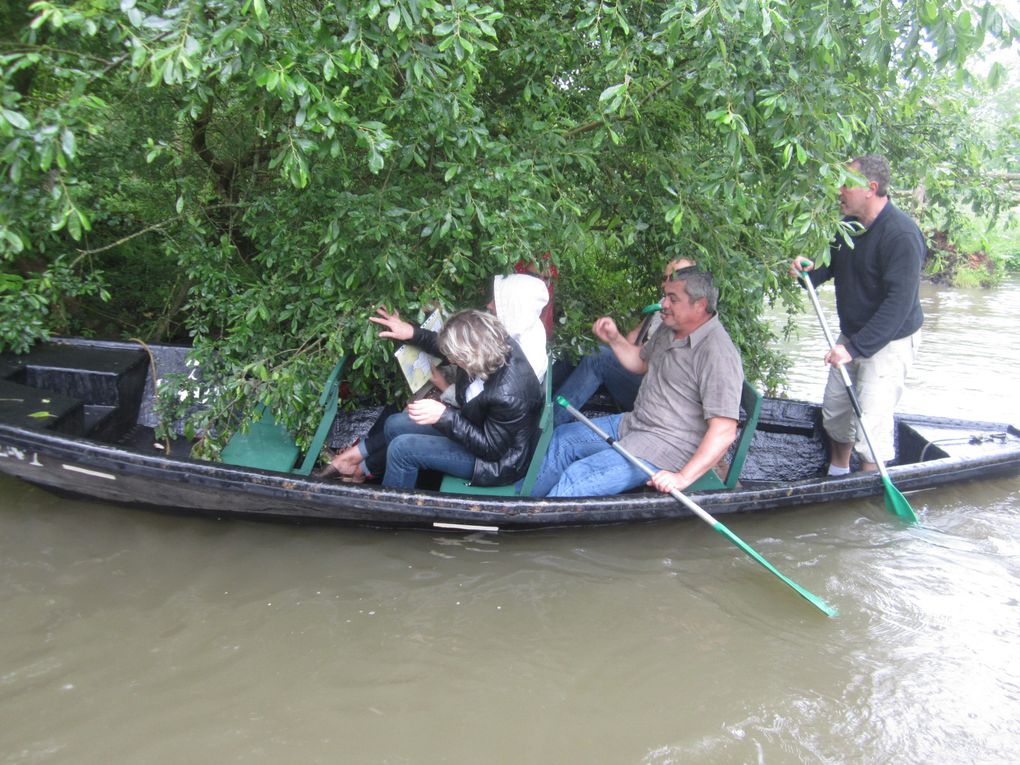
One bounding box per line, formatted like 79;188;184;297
3;415;1019;530
1;338;1019;530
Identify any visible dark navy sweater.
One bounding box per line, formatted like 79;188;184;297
809;201;926;359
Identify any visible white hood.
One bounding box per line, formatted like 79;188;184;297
493;273;549;380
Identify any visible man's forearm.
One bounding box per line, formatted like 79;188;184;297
676;418;738;485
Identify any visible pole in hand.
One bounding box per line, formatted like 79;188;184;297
796;263;918;524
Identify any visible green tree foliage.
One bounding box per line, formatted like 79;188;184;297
1;0;1016;453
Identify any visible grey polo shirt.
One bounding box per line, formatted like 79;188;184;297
617;315;743;469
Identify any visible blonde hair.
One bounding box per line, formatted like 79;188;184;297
438;309;510;379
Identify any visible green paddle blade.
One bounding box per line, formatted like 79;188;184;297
882;475;918;524
713;523;838;618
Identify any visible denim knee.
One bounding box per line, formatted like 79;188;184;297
587;345;618;373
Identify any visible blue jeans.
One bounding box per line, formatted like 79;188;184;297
531;414;660;498
553;345;644;426
380;412;476;489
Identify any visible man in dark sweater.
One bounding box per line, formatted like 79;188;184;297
790;154;925;475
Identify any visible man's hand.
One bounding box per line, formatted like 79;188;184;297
592;316;622;344
648;469;693;495
824;343;852;367
789;257;813;278
594;315;647;375
407;398;446;425
368;306;415;341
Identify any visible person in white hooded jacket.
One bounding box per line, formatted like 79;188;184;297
488;272;550;381
434;273;549;407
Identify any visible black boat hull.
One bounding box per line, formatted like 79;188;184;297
3;413;1019;530
2;339;1019;530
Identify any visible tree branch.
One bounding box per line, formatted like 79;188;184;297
73;217;178;256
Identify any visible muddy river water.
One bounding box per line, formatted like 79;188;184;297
2;278;1019;764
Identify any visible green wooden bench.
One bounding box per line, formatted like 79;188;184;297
221;355;347;475
686;380;763;491
439;359;554;497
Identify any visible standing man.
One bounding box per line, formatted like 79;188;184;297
790;154;925;475
552;257;695;426
533;269;743;498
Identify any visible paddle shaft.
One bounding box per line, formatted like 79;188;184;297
555;396;838;617
799;274;885;475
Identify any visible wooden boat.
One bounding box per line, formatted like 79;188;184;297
1;338;1018;530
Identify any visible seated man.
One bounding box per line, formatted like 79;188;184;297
552;257;695;426
533;269;743;498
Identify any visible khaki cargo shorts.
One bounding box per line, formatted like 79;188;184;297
821;329;921;464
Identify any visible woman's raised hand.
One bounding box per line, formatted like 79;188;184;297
368;306;415;341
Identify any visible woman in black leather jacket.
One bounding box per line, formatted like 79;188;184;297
322;308;543;489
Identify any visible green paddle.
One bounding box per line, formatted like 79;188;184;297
797;264;918;524
555;395;838;617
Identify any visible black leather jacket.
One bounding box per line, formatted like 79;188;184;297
412;327;543;487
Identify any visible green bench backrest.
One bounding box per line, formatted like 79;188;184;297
293;356;346;476
516;382;555;496
221;355;346;475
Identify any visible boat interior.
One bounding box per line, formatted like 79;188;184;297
2;340;1017;493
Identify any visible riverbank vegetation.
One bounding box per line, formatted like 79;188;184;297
926;213;1020;287
1;1;1017;454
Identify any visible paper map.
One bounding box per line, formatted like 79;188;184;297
393;309;445;394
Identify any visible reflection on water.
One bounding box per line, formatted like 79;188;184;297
2;280;1020;764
